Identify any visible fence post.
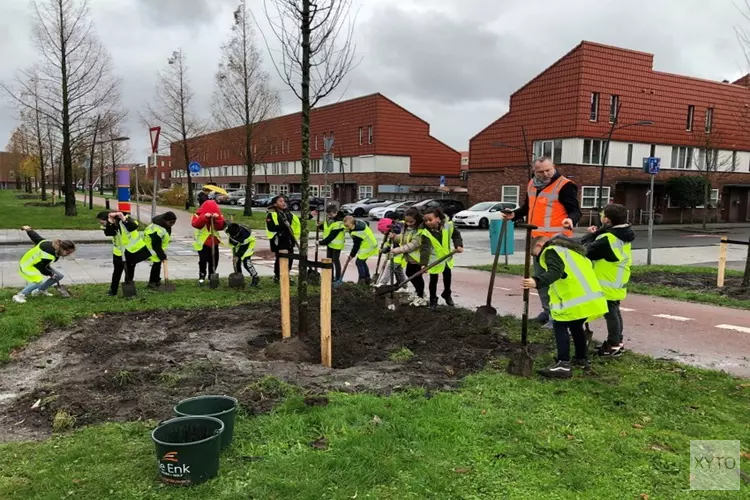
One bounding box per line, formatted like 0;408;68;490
717;237;728;288
280;250;291;338
743;236;750;288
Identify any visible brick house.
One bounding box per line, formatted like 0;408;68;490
145;154;172;190
170;93;463;204
469;41;750;224
0;151;23;189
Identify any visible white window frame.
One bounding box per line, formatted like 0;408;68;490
609;95;619;124
278;184;289;196
310;185;320;197
320;185;332;198
590;92;600;122
358;185;373;199
705;107;714;134
270;184;279;195
358;127;363;145
687;105;694;132
368;125;373;144
581;186;610;209
671;146;693;170
311;159;321;174
501;185;520;205
280;161;289;175
582;139;605;165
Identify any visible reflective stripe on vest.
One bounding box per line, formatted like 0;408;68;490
350;224;378;260
232;234;256;260
541;246;607;322
594;233;632;300
323;220;346;250
114;220;145;256
527;176;574;238
393;226;421;266
420;221;455;274
193;224;222;251
18;241;55;283
145;224;170;262
266;212;301;241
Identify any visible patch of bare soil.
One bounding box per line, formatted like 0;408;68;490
0;287;543;442
631;272;750;300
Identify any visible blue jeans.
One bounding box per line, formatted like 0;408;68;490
355;258;370;281
20;268;64;295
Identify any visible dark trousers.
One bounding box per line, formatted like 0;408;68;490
605;300;624;345
110;255;136;293
428;267;452;300
405;262;425;297
327;248;342;281
274;252;293;279
355;258;370;281
150;261;162;285
553;318;588;362
233;256;258;277
198;244;220;278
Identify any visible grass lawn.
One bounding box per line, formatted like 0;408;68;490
0;190;105;230
470;263;750;310
0;283;748;498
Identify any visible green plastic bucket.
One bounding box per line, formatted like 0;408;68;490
173;395;238;449
151;416;224;487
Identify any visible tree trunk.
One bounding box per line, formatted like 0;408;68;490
296;0;312;338
59;5;76;216
34;107;47;201
242;20;253;217
679;208;683;224
701;182;710;230
689;207;694;224
99;143;105;195
183;142;193;209
743;236;750;288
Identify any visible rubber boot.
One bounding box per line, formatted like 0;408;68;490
441;291;455;307
429;297;438;311
251;276;260;287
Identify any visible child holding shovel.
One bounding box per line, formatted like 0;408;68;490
521;235;608;379
144;212;177;289
343;215;378;285
419;208;464;311
12;226;76;304
374;218;408;290
385;208;426;306
191;200;225;285
96;211;149;296
225;222;260;287
266;195;300;284
317;204;346;282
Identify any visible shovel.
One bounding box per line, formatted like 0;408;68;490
506;222;537;377
308;210;321;285
228;256;245;289
208;219;220;289
333;255;353;289
376;250;459;296
55;283;72;298
161;260;176;292
371;233;390;282
118;237;137;298
474;215;509;328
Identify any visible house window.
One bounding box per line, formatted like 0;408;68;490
321;185;332;198
161;172;165;180
534;140;553;159
590;92;600;122
271;162;279;175
358;185;373;199
311;159;321;174
161;161;165;167
501;185;520;205
169;161;172;167
671;189;720;209
310;185;319;197
626;144;633;166
732;151;738;171
280;161;289;175
609;95;619;124
368;125;373;144
581;186;611;209
687;105;695;131
358;127;363;145
270;184;279;195
670;146;693;169
649;144;656;157
315;135;318;151
698;149;719;170
553;140;563;164
286;139;290;153
582;139;605;165
278;184;289;195
705;107;714;133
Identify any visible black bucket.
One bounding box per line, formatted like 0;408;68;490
151;416;224;487
173;395;238;449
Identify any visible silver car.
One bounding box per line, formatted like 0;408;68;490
341;198;395;217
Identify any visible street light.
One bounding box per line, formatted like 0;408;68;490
88;134;130;210
491;126;536;181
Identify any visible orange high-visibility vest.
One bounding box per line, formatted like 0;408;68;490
526;176;575;238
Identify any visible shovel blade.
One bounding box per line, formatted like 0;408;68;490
161;283;176;293
209;273;220;289
506;348;535;377
122;281;137;298
376;284;399;296
473;305;497;328
228;273;245;289
56;285;71;298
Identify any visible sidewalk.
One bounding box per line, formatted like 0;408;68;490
0;230;109;246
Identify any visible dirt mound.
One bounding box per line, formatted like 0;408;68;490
0;286;536;442
631;271;750;300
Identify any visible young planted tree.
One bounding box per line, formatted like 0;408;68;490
687;128;735;229
264;0;357;336
2;0;120;215
665;176;707;224
145;49;206;209
213;0;280;216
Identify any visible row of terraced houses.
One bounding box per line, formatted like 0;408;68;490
163;41;750;224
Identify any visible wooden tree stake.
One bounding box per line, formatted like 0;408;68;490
717;237;728;288
280;250;291;338
320;258;333;368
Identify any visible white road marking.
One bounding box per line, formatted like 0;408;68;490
715;324;750;334
620;307;636;312
653;314;693;322
496;287;511;291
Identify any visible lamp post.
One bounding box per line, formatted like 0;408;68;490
492;127;535;181
89;134;130;209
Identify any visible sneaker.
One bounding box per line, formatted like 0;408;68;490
429;297;438;311
533;311;550;324
542;321;554;330
31;289;53;297
572;358;591;370
250;277;260;288
441;292;455;307
537;360;572;379
147;282;160;290
107;290;117;297
12;294;26;304
601;343;625;357
198;279;205;285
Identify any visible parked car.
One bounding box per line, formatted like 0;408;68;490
341;198;395;217
287;193;325;211
390;198;465;221
369;200;418;220
252;194;273;207
216;188;240;204
452;201;519;229
226;190;246;205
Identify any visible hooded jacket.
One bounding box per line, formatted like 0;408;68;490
191;200;225;247
581;224;636;263
148;212;176;262
532;237;589;289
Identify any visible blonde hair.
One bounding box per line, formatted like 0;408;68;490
343;215;355;226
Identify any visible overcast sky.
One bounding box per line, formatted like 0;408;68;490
0;0;747;162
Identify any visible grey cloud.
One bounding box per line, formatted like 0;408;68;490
133;0;236;27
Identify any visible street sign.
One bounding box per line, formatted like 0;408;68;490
323;152;334;173
149;126;161;154
439;175;446;187
642;157;660;175
324;136;334;151
188;161;201;174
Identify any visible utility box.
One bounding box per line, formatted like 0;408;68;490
489;219;515;255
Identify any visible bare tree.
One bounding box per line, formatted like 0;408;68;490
214;0;280;216
263;0;357;336
145;49;206;209
7;125;34;191
2;0;120;215
685;127;735;229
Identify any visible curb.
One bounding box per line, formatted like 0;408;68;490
0;239;113;247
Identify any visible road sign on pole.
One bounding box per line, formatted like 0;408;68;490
188;161;201;174
149;127;161;154
323;152;334;173
642;157;660;265
439;175;446;187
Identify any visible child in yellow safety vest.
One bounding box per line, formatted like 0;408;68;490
582;203;635;358
419;208;464;311
97;211;150;296
343;215;378;285
13;226;76;304
386;207;427;306
225;222;260;287
317;205;346;282
191;200;225;285
522;236;608;379
145;212;177;288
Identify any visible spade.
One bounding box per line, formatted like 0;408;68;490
474;214;510;328
161;260;176;292
209;219;220;289
228;257;245;289
506;222;537;377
